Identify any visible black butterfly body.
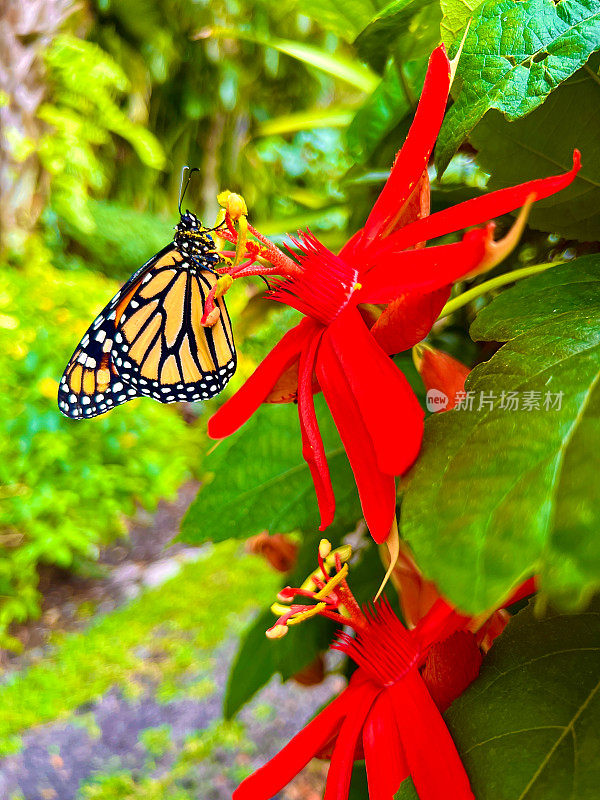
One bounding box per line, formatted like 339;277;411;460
58;211;236;419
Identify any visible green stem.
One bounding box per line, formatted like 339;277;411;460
437;261;564;319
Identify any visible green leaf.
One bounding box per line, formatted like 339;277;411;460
180;399;362;545
208;28;378;92
470;61;600;241
401;258;600;613
440;0;484;49
301;0;380;42
396;601;600;799
256;108;355;137
355;0;441;71
346;57;427;162
435;0;600;174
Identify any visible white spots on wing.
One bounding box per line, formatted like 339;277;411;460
95;329;106;344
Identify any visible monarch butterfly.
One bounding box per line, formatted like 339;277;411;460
58;171;236;420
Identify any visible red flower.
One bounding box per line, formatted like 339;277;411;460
236;597;475;800
234;540;537;800
208;45;580;544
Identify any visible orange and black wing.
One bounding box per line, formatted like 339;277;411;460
111;250;236;402
58;245;176;419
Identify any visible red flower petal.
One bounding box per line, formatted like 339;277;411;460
421;630;483;712
358;227;489;302
327;307;423;477
370;287;450;355
342;170;431;266
316;331;397;543
232;686;352;800
390;670;474;800
363;692;409;799
361;45;451;247
414;599;470;656
369;149;581;255
297;327;335;529
324;681;380;800
208;318;319;439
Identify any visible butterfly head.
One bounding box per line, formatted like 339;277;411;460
175;211;219;263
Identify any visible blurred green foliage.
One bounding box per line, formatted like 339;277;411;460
0;244;204;648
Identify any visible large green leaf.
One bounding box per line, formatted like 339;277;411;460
396;601;600;799
301;0;380;42
435;0;600;174
207;28;378;92
354;0;441;71
401;258;600;613
180;398;362;544
470;61;600;241
440;0;484;49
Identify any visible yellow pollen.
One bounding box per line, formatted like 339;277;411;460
314;563;349;600
266;624;288;639
215;274;233;297
319;539;331;559
287;602;327;626
217;190;248;220
352;282;362;292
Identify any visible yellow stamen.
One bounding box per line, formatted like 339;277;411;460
319;539;331;559
215;274;233;298
287;602;327;625
314;563;349;600
266;624;288;639
217;190;248;220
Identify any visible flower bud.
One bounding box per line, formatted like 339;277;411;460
413;343;470;412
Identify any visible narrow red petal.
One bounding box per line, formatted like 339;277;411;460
324;681;380;800
316;332;397;543
363;693;409;800
233;687;353;800
358;227;489;302
391;670;474;800
327;307;423;476
368;149;581;255
370;287;450;356
208;318;318;439
361;46;451;246
297;328;335;529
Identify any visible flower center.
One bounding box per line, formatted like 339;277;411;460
268;232;360;325
333;598;421;687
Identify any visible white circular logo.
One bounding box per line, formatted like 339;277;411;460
426;388;449;412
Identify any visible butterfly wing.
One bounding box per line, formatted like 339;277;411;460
111;250;236;403
58;245;176;419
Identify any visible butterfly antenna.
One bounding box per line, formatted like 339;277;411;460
178;166;201;215
259;275;271;290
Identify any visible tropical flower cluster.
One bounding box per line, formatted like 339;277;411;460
206;44;579;546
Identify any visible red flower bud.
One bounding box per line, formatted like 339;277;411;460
414;343;470;411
